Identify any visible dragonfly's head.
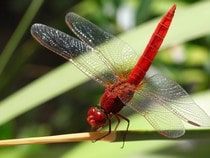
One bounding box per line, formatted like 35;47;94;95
87;106;107;130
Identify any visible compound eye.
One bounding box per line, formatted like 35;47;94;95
87;107;107;129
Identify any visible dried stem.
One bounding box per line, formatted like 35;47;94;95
0;131;116;146
0;129;209;146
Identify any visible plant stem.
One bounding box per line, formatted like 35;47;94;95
0;129;209;146
0;0;43;74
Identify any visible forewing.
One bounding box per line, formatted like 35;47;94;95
31;24;117;86
65;13;139;78
125;74;210;137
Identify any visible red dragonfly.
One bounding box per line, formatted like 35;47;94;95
31;5;210;139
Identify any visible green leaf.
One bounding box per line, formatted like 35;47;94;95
0;0;44;74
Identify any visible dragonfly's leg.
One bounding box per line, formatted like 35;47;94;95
114;114;121;131
94;116;112;142
116;114;130;148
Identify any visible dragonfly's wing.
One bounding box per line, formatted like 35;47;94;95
124;82;185;138
136;100;185;138
123;74;210;138
65;13;139;78
31;24;117;86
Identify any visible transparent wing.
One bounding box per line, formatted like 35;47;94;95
125;82;185;138
124;74;210;138
141;101;185;138
65;12;139;78
31;23;118;86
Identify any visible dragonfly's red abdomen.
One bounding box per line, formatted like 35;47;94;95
128;5;176;85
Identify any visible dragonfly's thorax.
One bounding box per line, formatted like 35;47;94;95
86;78;136;129
100;78;136;114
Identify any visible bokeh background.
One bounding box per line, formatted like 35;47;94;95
0;0;210;157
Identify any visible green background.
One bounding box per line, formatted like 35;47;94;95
0;0;210;157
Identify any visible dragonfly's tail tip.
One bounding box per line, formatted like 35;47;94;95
171;4;176;11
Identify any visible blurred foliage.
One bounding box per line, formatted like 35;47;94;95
0;0;210;157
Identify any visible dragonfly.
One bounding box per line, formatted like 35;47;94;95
31;5;210;139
